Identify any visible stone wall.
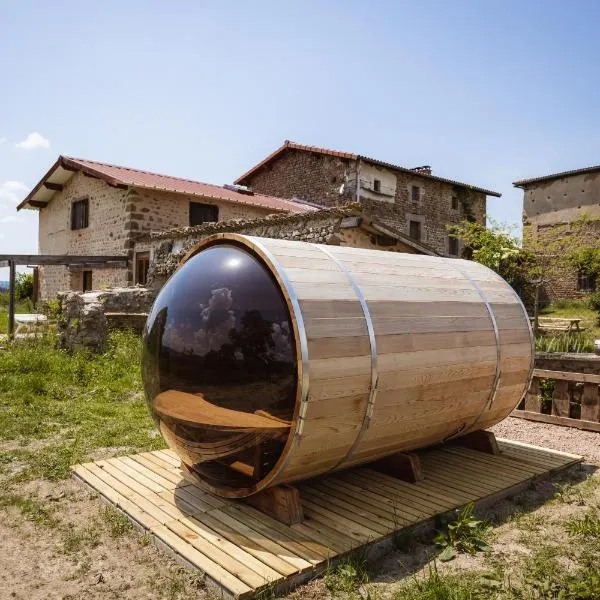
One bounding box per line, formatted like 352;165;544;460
238;149;486;255
141;210;348;288
38;172;130;299
36;172;281;300
238;149;355;207
527;219;600;301
56;287;155;352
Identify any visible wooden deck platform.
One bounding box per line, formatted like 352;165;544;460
71;439;581;599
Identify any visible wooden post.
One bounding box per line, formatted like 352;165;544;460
8;259;15;340
524;378;541;412
552;380;570;417
370;452;424;483
581;383;600;423
244;485;304;525
533;283;540;337
450;430;500;455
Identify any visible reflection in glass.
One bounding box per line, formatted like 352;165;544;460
142;244;297;493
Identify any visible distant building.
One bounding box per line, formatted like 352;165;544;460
514;164;600;299
235;140;501;256
17;156;313;300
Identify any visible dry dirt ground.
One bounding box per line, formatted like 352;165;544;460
1;417;599;600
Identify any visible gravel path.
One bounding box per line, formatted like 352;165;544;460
492;416;600;463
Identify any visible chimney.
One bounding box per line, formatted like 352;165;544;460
411;165;432;175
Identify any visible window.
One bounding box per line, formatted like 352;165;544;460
448;236;459;256
136;252;150;286
373;179;381;193
409;220;422;241
71;198;89;230
577;271;596;292
451;195;459;210
190;202;219;226
82;270;93;292
411;185;421;203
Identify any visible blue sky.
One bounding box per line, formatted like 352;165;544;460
1;0;599;276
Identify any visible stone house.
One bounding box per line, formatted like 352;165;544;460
133;204;440;289
17;155;313;300
514;164;600;300
234;140;501;256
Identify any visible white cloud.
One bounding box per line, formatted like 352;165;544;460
0;137;7;144
0;181;28;204
0;215;21;224
15;132;50;150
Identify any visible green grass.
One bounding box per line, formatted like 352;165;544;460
0;331;164;484
540;299;600;338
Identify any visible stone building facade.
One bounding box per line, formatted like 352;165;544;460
515;166;600;300
133;205;438;289
234;141;498;256
17;155;312;300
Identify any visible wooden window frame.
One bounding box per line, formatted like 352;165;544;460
577;271;596;292
135;251;150;286
71;198;89;230
411;185;421;203
189;202;219;226
409;220;422;242
448;236;459;256
82;270;93;292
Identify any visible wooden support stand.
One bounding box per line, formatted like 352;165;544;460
370;452;424;483
450;430;500;455
243;484;304;525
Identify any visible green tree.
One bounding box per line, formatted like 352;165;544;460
15;272;34;301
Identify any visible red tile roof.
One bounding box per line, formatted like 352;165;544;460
235;140;502;197
17;155;316;214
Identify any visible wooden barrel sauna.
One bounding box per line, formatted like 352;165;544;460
142;234;534;498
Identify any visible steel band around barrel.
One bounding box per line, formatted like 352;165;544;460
315;245;379;470
245;237;311;480
447;261;502;438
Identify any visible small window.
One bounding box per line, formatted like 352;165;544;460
190;202;219;226
136;252;150;286
448;236;459;256
411;185;420;203
82;270;93;292
577;271;596;292
373;179;381;193
71;198;89;230
451;195;459;210
409;220;421;241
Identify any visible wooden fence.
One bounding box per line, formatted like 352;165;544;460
513;354;600;432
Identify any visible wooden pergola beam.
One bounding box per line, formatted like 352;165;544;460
43;182;63;191
0;254;128;266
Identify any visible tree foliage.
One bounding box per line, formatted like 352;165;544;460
15;272;34;301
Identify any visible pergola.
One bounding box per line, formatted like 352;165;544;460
0;254;128;338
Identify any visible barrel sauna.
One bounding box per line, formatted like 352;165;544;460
142;234;534;498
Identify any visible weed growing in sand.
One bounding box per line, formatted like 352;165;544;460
434;503;490;561
101;506;133;538
324;553;370;595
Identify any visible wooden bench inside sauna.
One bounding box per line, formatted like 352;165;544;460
141;234;534;523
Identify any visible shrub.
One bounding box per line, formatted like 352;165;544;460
588;291;600;313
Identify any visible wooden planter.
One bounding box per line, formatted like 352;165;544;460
514;353;600;432
142;235;534;497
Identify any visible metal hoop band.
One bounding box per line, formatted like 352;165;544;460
446;261;502;438
315;245;379;470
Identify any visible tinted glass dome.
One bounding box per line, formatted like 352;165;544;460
142;244;297;494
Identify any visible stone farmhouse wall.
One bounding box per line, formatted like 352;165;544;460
521;171;600;301
37;173;276;300
134;206;422;289
527;219;600;302
237;148;486;255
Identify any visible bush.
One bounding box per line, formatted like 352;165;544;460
15;272;34;301
588;291;600;313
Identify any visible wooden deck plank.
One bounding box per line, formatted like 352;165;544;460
72;440;581;600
